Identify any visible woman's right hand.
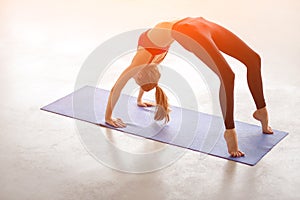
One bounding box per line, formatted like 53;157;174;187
105;117;127;128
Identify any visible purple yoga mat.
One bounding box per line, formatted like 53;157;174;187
41;86;288;166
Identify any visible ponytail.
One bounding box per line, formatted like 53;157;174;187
155;86;170;123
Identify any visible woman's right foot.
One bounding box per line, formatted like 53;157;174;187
224;129;245;157
253;107;273;134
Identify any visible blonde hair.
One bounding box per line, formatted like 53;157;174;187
134;63;160;89
134;63;170;123
155;85;170;123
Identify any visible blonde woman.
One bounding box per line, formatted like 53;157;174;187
105;17;273;157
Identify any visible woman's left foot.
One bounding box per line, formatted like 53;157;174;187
224;129;245;157
253;107;273;134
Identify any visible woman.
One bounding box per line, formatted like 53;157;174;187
105;17;273;157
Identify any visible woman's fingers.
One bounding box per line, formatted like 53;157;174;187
144;102;156;107
115;118;126;127
137;101;156;107
137;102;147;107
106;118;126;128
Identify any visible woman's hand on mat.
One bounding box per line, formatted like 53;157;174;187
105;117;126;128
137;101;156;107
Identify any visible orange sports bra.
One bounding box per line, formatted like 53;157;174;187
137;18;190;57
138;29;170;56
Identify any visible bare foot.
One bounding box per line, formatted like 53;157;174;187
253;107;273;134
224;129;245;157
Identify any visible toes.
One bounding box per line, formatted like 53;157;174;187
230;151;245;157
230;152;237;157
268;126;274;133
263;126;274;134
239;151;245;157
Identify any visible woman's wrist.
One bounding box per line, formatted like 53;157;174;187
105;113;112;121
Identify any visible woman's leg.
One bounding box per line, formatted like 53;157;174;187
208;21;266;109
207;21;273;133
172;26;244;157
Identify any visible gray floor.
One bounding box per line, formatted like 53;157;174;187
1;0;299;200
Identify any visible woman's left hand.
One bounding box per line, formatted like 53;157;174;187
137;101;156;107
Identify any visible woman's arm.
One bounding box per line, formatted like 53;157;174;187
105;48;153;127
137;88;156;107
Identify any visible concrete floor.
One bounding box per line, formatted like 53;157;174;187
1;0;300;199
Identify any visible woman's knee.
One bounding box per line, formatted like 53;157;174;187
253;51;261;66
219;70;235;86
246;51;261;70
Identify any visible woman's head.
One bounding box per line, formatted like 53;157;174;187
134;63;170;123
134;63;161;91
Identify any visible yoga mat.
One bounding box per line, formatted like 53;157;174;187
41;86;288;166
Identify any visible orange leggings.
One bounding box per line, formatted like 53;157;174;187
172;17;266;129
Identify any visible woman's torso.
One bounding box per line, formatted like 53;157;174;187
138;17;211;62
